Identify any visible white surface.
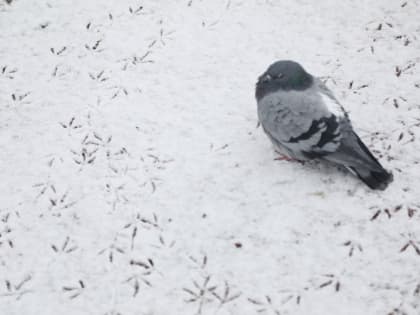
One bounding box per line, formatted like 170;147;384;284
1;0;420;314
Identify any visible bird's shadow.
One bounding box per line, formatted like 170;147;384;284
272;153;361;191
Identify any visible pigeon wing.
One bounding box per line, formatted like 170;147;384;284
257;86;345;159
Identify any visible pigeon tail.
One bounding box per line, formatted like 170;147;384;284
347;133;393;190
348;165;393;190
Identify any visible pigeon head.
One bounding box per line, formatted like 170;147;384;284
256;60;313;101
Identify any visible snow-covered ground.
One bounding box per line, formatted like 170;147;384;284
1;0;420;314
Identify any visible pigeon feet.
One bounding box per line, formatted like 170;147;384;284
274;152;304;163
274;155;295;162
274;151;298;162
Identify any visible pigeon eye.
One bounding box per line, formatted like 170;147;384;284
276;73;284;79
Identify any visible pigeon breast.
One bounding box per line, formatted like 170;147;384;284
257;81;347;159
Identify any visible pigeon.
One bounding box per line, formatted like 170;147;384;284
255;60;393;190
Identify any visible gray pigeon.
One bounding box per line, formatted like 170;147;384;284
255;60;393;190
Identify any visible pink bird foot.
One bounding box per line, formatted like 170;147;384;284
274;152;304;164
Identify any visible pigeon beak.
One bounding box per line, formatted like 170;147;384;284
259;74;272;83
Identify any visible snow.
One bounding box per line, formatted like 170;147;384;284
1;0;420;314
